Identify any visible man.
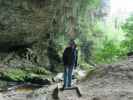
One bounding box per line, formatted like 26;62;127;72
63;40;78;88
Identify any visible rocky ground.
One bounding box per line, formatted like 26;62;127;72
1;56;133;100
60;56;133;100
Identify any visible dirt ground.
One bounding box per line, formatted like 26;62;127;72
58;56;133;100
2;56;133;100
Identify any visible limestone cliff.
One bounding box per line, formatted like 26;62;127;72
0;0;85;68
0;0;102;68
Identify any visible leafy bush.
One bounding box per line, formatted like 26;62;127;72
22;67;51;75
92;39;128;64
2;68;27;82
0;66;51;82
122;15;133;52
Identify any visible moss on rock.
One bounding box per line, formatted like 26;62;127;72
0;67;52;84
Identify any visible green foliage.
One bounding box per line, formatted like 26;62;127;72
79;62;94;70
122;38;133;52
3;68;27;81
80;40;93;63
79;0;100;15
0;80;8;89
81;66;96;81
92;39;128;63
50;0;101;67
122;15;133;52
83;19;128;64
22;67;51;75
122;15;133;35
53;0;128;65
0;67;51;82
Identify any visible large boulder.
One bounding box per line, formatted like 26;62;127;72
0;0;60;67
0;93;3;100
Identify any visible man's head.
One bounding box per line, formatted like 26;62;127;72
69;40;76;48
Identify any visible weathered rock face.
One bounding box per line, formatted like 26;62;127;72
0;0;55;67
0;0;81;68
0;0;53;34
0;0;104;68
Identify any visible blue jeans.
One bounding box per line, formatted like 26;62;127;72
64;65;73;88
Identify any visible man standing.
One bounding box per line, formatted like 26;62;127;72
63;40;78;88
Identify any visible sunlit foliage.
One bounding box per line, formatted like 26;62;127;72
122;15;133;52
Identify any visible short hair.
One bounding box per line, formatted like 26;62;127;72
69;40;75;46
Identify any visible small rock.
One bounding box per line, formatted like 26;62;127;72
30;78;51;85
0;64;8;68
119;65;129;71
53;73;63;82
0;93;4;100
74;68;87;79
92;97;100;100
52;87;59;100
127;72;133;79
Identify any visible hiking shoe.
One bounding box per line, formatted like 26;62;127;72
68;84;71;87
60;85;67;90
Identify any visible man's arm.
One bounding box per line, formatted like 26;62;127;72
75;49;78;68
63;48;67;65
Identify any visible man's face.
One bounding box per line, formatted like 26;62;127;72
71;44;75;48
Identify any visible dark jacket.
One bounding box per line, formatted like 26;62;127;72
63;46;78;67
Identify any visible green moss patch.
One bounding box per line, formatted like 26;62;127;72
0;67;51;83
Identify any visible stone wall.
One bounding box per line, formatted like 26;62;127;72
0;0;103;69
0;0;81;68
0;0;50;66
